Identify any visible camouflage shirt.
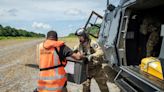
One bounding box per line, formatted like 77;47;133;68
73;40;103;58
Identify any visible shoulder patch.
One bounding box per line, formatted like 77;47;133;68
92;43;98;49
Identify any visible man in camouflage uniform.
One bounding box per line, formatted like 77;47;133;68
74;28;109;92
140;17;160;57
146;23;161;57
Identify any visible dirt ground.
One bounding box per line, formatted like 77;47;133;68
0;39;42;92
0;38;120;92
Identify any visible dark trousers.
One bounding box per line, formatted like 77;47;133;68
62;82;68;92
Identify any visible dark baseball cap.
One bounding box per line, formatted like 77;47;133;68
47;30;58;40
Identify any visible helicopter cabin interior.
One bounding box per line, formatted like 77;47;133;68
123;0;164;66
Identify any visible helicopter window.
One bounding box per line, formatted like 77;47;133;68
121;17;127;31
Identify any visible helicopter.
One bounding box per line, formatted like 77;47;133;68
84;0;164;91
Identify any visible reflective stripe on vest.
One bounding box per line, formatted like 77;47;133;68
39;75;66;80
38;86;63;91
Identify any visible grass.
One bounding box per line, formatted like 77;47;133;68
0;37;44;47
59;36;78;48
0;35;97;48
0;36;44;40
59;35;98;48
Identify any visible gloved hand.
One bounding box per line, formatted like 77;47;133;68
92;59;99;64
87;55;93;61
90;56;100;64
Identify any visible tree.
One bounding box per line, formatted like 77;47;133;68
0;24;45;37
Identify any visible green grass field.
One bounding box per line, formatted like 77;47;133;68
59;35;97;48
0;37;44;47
0;36;44;40
0;35;97;49
59;36;78;48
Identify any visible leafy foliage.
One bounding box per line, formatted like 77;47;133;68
86;24;101;38
0;24;45;37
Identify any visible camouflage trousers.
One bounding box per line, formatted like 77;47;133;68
83;63;109;92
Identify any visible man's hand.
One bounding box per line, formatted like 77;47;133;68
77;52;84;59
87;55;93;61
87;55;100;64
71;52;84;60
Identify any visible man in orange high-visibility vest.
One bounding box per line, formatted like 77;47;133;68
35;30;83;92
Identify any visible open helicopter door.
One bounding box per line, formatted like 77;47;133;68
114;0;164;91
84;11;103;38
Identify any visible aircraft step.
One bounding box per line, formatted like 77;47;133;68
115;78;137;92
114;66;163;92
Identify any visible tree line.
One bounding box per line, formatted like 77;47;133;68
0;24;45;37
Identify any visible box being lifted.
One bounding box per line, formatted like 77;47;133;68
65;57;88;84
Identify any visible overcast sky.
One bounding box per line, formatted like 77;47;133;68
0;0;119;37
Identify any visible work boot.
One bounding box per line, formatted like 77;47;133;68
62;87;68;92
83;84;90;92
83;79;91;92
62;82;68;92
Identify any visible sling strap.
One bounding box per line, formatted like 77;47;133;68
40;47;65;71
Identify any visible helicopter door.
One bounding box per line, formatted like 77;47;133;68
101;7;122;66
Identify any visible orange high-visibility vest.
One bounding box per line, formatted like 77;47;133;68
37;40;67;92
